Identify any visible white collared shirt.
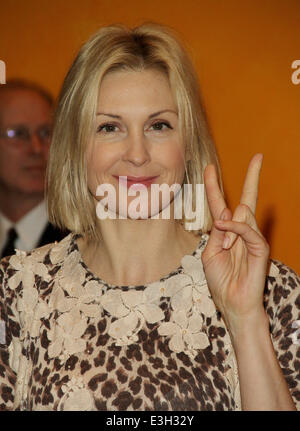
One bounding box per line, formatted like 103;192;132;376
0;201;48;253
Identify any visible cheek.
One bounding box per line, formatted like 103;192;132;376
158;144;186;173
86;148;115;187
0;150;22;177
43;144;50;159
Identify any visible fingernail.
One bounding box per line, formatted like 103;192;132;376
223;236;230;249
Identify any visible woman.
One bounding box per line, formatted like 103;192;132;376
0;23;299;411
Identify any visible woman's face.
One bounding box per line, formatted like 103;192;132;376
87;68;187;220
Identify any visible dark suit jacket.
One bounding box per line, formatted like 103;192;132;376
37;223;69;248
0;223;69;260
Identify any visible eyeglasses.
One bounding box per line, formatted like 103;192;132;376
0;125;52;146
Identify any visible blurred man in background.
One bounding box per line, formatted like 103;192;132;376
0;79;66;258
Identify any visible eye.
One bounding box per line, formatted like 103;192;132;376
150;121;173;131
97;123;119;133
7;127;28;139
38;126;52;140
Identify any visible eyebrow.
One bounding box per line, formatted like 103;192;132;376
96;109;178;119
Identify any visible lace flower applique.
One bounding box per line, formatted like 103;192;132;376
7;249;51;339
156;251;216;357
49;279;103;319
49;234;72;265
48;308;87;360
7;249;50;291
158;310;209;358
58;375;96;411
17;286;50;339
101;289;164;346
47;248;105;359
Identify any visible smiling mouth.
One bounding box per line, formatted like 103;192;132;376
113;175;159;188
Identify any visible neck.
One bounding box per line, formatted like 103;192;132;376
79;217;200;286
0;187;44;223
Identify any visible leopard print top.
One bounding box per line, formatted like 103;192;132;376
0;233;299;410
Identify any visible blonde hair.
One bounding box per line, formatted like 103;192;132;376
47;22;224;239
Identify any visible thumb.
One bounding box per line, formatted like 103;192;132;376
202;207;232;260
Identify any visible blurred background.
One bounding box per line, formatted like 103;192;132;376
0;0;299;273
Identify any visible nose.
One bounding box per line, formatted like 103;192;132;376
122;130;151;167
28;132;45;155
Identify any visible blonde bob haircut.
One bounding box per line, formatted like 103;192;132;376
47;22;224;240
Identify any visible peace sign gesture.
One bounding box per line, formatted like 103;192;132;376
201;153;270;335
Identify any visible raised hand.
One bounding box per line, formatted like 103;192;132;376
201;153;270;335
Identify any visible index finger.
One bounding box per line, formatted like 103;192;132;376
203;163;227;220
239;153;263;214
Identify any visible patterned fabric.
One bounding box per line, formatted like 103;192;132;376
0;233;299;411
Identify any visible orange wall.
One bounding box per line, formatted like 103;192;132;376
0;0;299;273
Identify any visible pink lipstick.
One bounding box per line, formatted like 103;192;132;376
113;175;159;189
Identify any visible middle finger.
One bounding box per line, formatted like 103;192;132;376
239;153;263;215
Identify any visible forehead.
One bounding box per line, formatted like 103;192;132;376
97;69;176;113
0;89;52;126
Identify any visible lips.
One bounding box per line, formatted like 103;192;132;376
127;176;158;181
113;175;159;189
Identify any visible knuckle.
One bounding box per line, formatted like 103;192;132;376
233;204;251;221
259;236;270;254
238;203;252;215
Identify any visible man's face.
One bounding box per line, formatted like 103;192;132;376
0;88;52;198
